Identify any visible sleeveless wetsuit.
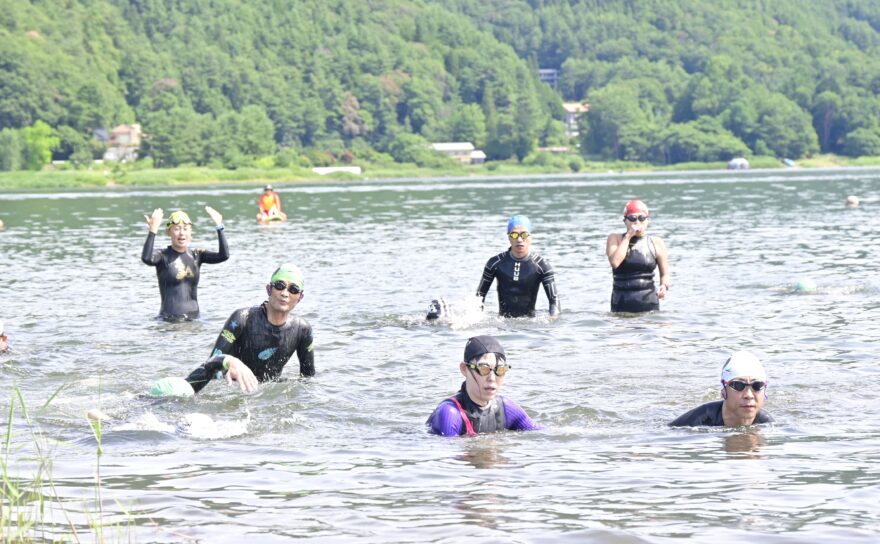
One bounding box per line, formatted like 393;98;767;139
668;400;773;427
611;235;659;313
477;250;560;318
426;382;540;436
184;302;315;393
141;229;229;320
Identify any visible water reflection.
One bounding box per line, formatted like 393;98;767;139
722;431;767;458
455;441;510;470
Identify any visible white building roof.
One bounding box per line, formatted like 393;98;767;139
431;142;475;152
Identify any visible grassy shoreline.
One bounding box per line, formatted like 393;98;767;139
1;154;879;191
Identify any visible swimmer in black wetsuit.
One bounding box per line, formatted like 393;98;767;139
669;351;773;427
606;199;670;313
183;263;315;393
141;207;229;321
476;215;561;318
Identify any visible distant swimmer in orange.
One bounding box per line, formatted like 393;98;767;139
257;184;288;223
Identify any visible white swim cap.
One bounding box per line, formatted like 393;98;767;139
720;351;766;386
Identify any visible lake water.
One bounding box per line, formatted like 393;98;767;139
1;168;879;542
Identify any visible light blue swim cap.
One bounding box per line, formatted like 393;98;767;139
507;215;533;233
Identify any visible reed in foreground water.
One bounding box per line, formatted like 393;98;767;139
1;385;131;543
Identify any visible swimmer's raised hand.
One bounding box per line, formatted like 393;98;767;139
205;206;223;226
144;208;164;234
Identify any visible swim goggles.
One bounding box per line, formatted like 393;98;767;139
508;232;530;240
166;211;192;227
624;214;648;222
725;380;767;392
271;280;302;294
466;362;511;377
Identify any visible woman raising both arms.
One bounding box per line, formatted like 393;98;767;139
142;206;229;321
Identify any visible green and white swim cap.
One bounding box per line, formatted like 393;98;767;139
270;263;304;290
148;377;195;398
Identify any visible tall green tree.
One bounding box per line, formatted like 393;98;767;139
22;121;60;170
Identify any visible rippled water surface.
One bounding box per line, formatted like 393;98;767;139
2;169;879;542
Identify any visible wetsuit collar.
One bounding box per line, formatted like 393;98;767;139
507;249;531;261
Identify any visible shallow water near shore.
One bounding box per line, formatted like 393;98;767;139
1;168;879;542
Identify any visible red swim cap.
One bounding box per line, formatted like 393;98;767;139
623;199;649;216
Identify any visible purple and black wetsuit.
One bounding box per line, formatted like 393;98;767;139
427;382;540;436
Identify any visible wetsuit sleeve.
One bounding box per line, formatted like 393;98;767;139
184;355;227;393
141;232;161;265
502;399;541;431
296;324;315;377
427;400;463;436
540;259;561;316
476;258;497;300
207;309;246;360
198;229;230;264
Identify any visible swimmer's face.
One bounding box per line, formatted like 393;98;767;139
167;223;192;251
722;375;766;424
508;225;531;258
266;280;303;313
460;352;505;407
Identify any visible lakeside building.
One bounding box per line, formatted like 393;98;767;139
430;142;487;165
562;102;590;138
103;124;143;162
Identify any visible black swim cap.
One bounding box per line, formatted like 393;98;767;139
464;335;506;363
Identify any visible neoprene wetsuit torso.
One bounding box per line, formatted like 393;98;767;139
477;250;560;318
611;234;659;313
668;400;773;427
141;230;229;320
185;302;315;393
426;382;539;436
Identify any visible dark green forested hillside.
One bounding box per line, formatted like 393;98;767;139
0;0;558;169
1;0;880;171
444;0;880;162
